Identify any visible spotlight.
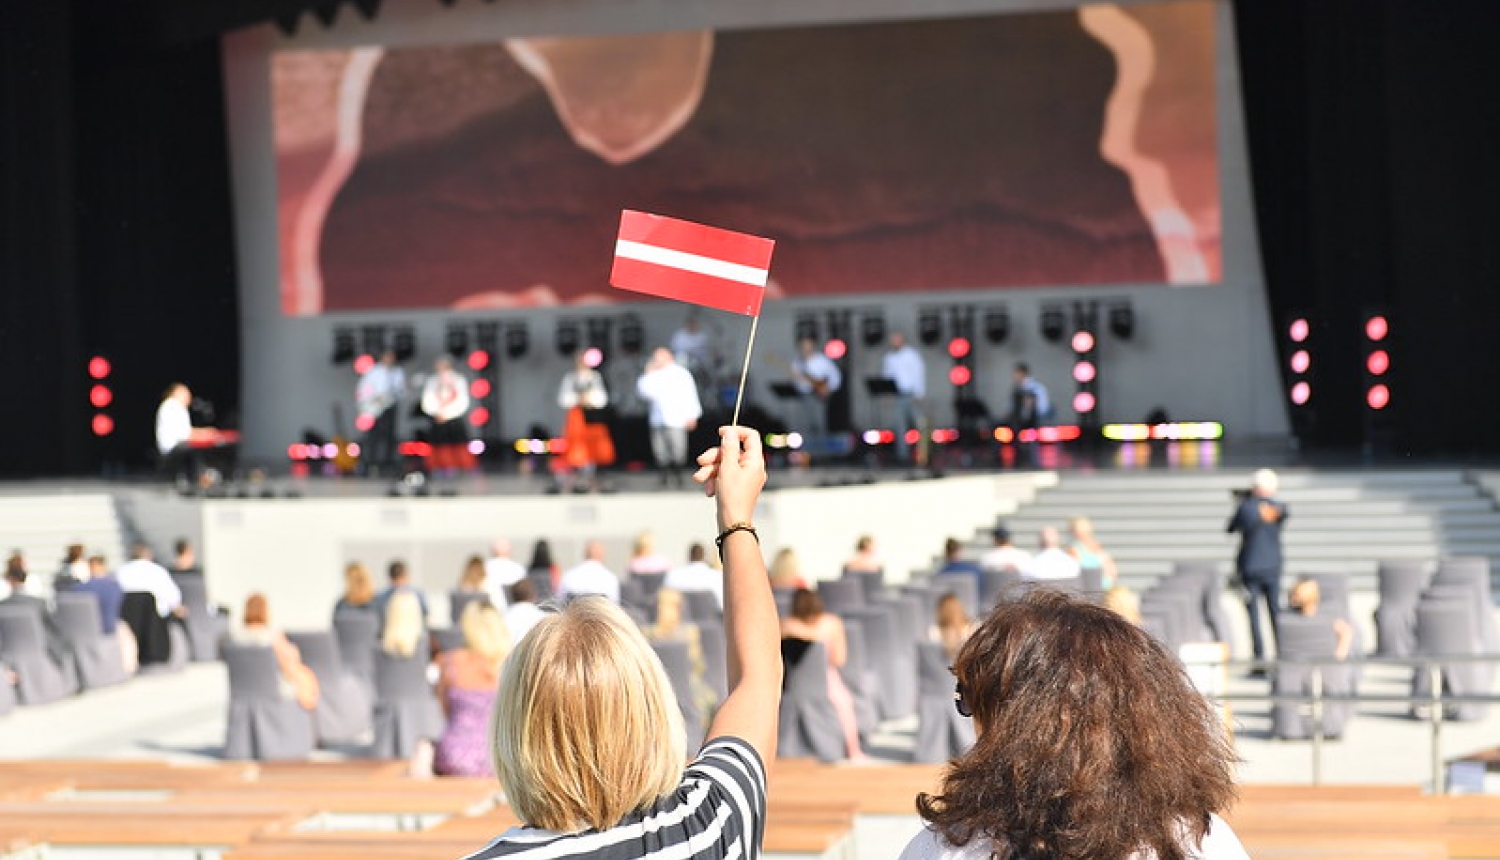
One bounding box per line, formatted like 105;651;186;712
467;350;491;372
947;337;971;360
619;315;644;355
861;314;886;347
918;310;942;347
583;347;604;369
983;309;1010;345
445;325;469;357
1288;318;1310;343
1040;309;1065;343
332;329;356;364
392;327;416;362
506;324;529;359
824;339;848;360
88;356;112;379
555;320;580;355
1109;305;1135;340
794;316;820;344
1071;330;1095;354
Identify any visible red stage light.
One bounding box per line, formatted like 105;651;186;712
1367;384;1390;410
824;339;848;360
88;356;111;379
1071;331;1095;354
91;414;114;437
1365;316;1389;342
1072;361;1096;384
1289;350;1311;374
993;427;1015;444
89;385;113;408
467;350;491;371
949;365;972;386
353;354;376;375
354;413;375;433
905;429;920;446
1290;381;1312;405
471;378;492;399
1288;319;1310;343
1073;391;1096;413
947;337;971;359
470;407;491;427
1367;349;1390;376
583;347;604;368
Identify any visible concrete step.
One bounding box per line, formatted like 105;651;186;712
1014;498;1496;516
996;513;1500;530
1052;470;1468;489
1031;486;1488;505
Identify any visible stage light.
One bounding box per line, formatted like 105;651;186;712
1040;308;1065;343
392;327;416;362
332;329;356;364
1071;330;1095;354
918;310;942;346
91;414;114;437
794;316;820;344
1109;305;1135;339
89;385;113;408
467;350;491;372
824;339;847;360
983;309;1010;345
583;347;604;368
88;356;111;380
1073;391;1097;414
354;354;376;375
470;407;491;427
949;365;972;386
619;315;644;355
1290;381;1311;405
1073;361;1096;384
1367;384;1390;410
1367;350;1390;376
1290;350;1311;374
445;325;470;357
555;321;580;355
471;378;492;399
947;337;971;360
1289;318;1310;343
861;314;886;347
355;414;376;432
468;440;486;456
1366;315;1389;342
506;324;530;359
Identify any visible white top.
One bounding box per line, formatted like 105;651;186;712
485;556;527;589
898;814;1249;860
1021;547;1082;581
793;352;842;395
155;398;192;455
558;369;609;410
356;364;406;418
422;370;470;422
980;546;1032;574
882;345;926;399
663;561;724;609
558;559;621;603
116;558;182;617
504;601;547;643
637;362;703;429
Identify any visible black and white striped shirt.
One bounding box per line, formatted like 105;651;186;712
465;737;767;860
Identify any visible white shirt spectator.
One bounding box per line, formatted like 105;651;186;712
156;398;192;455
558;559;621;603
484;555;526;605
116;557;183;617
882;344;926;399
504;600;547;643
793;352;842;395
980;546;1033;574
1021;547;1081;582
664;561;724;609
637;361;703;429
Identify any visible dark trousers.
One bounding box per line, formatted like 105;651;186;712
161;443;202;484
364;408;398;472
1241;573;1281;660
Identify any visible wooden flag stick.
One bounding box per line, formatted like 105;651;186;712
729;313;761;428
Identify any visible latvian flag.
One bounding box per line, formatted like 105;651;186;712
610;210;775;317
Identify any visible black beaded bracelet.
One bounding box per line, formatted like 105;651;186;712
715;522;759;561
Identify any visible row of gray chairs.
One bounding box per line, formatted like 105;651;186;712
0;592;131;708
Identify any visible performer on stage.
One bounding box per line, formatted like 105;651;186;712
882;331;926;464
155;383;219;487
356;349;405;475
421;357;475;474
636;347;702;488
557;353;614;493
1008;362;1051;467
790;336;841;443
669;311;720;405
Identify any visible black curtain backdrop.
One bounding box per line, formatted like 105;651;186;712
1236;0;1500;456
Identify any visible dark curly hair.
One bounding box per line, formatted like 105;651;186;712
916;590;1237;860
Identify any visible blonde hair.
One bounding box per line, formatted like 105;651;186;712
1288;578;1320;613
344;562;374;607
382;592;425;657
632;531;656;557
1069;516;1096;542
459;555;487;591
461;600;512;667
1103;585;1142;626
769;548;801;587
492;597;686;833
654;589;685;638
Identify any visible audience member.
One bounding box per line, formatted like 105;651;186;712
1;566;71;664
457;556;488;594
1019;527;1081;582
55;544;88;592
375;560;429;627
1287;578;1353;661
769;548;808;590
1104;585;1143;626
527;539;559;593
334;562;378;618
558;540;621;603
626;530;673;576
978;526;1031;574
1067;516;1118;589
79;554;136;675
234;593;319;711
504;579;547;644
4;550;29;598
171;538;200;576
645;589;718;720
780;588;865;762
663;542;723;609
483;539;525;607
931;593;974;661
937;537;982;579
843;535;883;575
902;590;1245;860
381;591;427;658
429;601;513;777
1229;468;1288;667
479;426;775;855
116;542;184;618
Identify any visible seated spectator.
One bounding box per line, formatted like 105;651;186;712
1067;516;1118;590
1287;578;1353;661
481;426;776;855
55;543;88;592
2;566;71;664
937;537;983;579
645;589;718;719
382;591;427;659
171;538;200;576
116;542;184;618
558;540;620;603
979;526;1031;574
626;530;673;576
78;554;136;675
334;562;378;618
663;542;723;609
1019;527;1081;582
504;579;547;643
430;601;513;777
3;550;29;599
527;539;559;594
1103;585;1143;626
375;560;429;628
769;548;808;590
234;593;319;711
900;591;1244;860
483;539;525;607
780;588;865;762
931;593;974;660
457;555;487;594
843;535;883;575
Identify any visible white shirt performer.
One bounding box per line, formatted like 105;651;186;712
637;347;703;488
881;332;926;464
790;337;842;440
155;382;216;485
356;350;406;473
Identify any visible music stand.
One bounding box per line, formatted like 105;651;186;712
864;377;899;398
768;382;801;401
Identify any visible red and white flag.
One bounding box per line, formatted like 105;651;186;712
610;210;775;316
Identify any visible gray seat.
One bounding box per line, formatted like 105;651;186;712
817;579;865;614
841;570;884;603
333;610;379;689
371;651;445;758
1412;600;1489;722
683;590;721;624
1303;573;1364;658
1078;566;1104;596
1272;613;1356;740
697;621;729;703
222;643;316;760
52;592;128;691
286;630;372;744
0;605;79;704
1374;560;1429;657
978;568;1021;608
777;639;845;762
1431;561;1500;657
0;662;15;715
1138;604;1180;653
632;572;667;603
448;590;485;627
874;593;925;646
772;588;796;618
432;628;466;654
175;573;225;662
841;604;914;720
912;641;975;763
650;638;705;752
927;574;980;619
1171;565;1233;645
838;617;880;737
526;570;555;601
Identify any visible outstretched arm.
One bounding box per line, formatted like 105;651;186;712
695;426;782;764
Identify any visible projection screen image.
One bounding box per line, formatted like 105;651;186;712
272;0;1220;316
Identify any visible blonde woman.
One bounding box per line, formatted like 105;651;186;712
1067;516;1118;590
645;589;718;720
457;555;488;593
769;547;807;590
931;593;974;661
381;591;426;658
334;562;377;618
626;531;673;576
432;601;513;776
471;427;778;859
